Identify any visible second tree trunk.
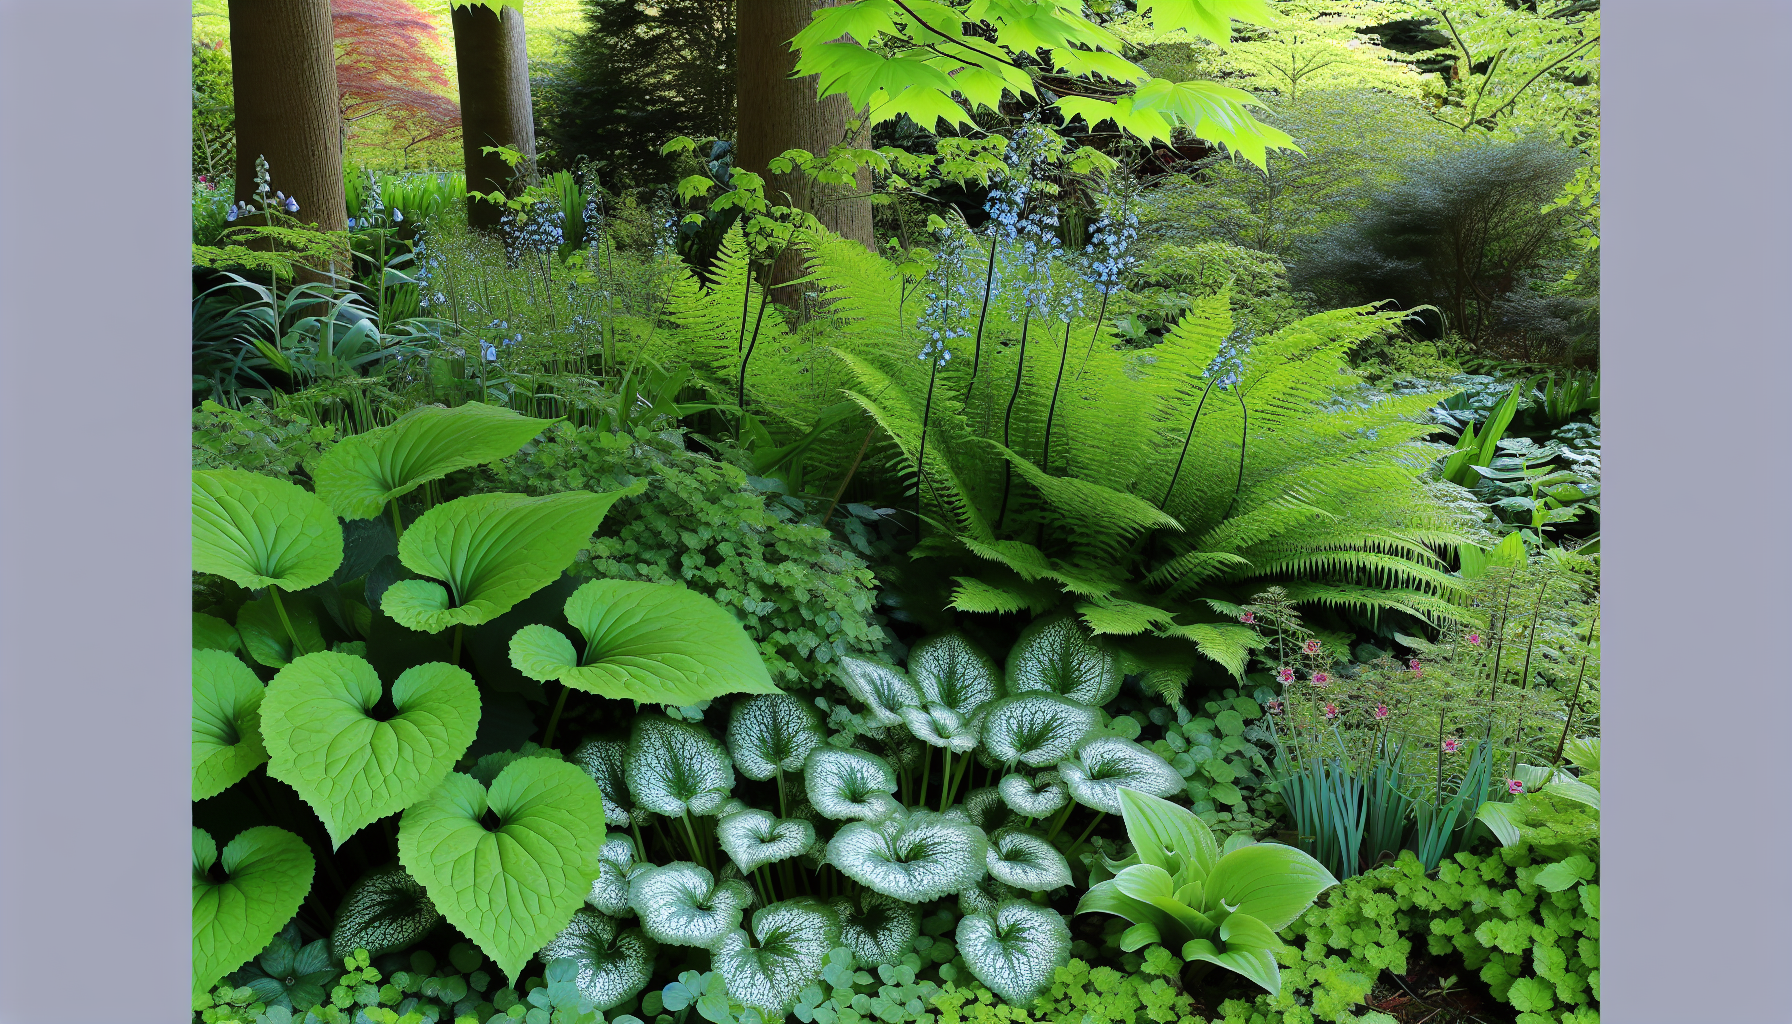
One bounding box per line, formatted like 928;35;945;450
452;2;538;231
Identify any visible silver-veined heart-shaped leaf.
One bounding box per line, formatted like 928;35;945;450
909;633;1001;719
717;810;817;875
960;787;1015;832
1059;737;1183;813
382;489;638;633
397;760;608;985
625;716;735;817
509;579;780;703
955;900;1070;1007
980;694;1097;768
627;862;753;949
571;739;637;827
193;826;316;999
727;695;824;781
803;747;900;822
311;402;556;520
711;901;841;1018
587;836;642;918
192;469;343;592
834;656;920;728
999;772;1068;818
985;829;1071;891
831;893;919;968
539;908;659;1010
957;875;1021;917
260;652;481;848
827;812;988;902
193;649;269;801
330;863;442;961
1004;615;1121;706
899;702;981;753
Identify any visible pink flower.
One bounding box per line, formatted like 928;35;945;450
1374;704;1389;721
1442;738;1461;754
1277;666;1296;684
1508;779;1525;795
1409;658;1423;677
1240;611;1256;624
1323;703;1338;719
1267;700;1284;715
1467;633;1482;646
1311;672;1330;688
1303;639;1322;655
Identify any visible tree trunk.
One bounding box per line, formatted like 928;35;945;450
226;0;347;243
452;2;537;231
736;0;875;301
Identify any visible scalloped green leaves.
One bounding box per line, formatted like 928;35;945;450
727;695;823;780
510;579;780;704
803;747;900;822
1059;737;1183;813
261;652;480;848
834;656;920;728
625;716;735;817
711;901;841;1018
717;810;817;875
193;826;316;999
540;908;659;1011
193;650;268;801
827;813;988;902
1005;615;1122;706
397;759;608;985
956;901;1070;1007
193;469;343;592
330;864;443;961
627;862;753;949
311;402;557;520
382;488;639;633
981;695;1096;768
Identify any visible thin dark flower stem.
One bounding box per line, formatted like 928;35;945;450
1550;612;1599;770
1039;315;1076;473
1221;387;1251;519
1071;811;1107;851
736;230;798;433
1507;575;1552;779
1072;288;1112;384
916;354;943;532
542;683;571;749
995;304;1034;532
821;426;875;527
963;234;1000;405
1161;375;1222;509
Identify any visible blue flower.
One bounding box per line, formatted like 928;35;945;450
225;205;237;222
285;197;299;213
480;341;498;362
345;217;356;229
392;208;402;222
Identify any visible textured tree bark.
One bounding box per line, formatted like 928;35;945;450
227;0;347;240
451;2;538;231
736;0;875;301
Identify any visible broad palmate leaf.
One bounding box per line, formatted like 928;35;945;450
193;826;315;999
192;469;342;591
311;402;557;520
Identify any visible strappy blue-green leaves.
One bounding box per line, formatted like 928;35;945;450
192;469;343;593
193;826;316;999
192;649;268;801
310;402;558;520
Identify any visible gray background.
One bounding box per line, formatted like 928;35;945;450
0;1;1785;1021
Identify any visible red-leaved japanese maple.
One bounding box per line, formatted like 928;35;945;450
332;0;461;157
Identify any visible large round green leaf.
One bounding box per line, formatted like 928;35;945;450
382;489;639;633
397;760;608;985
1004;615;1121;706
311;402;558;520
827;813;988;902
955;900;1070;1007
624;716;735;817
711;901;841;1018
261;652;481;848
193;650;269;802
980;694;1097;768
727;695;823;780
193;470;343;592
908;632;1001;719
330;864;442;961
539;908;658;1011
510;579;780;704
193;826;316;1000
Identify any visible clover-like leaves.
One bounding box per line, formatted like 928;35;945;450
1059;737;1182;813
834;656;921;728
193;826;316;999
571;739;637;827
909;633;1001;719
330;864;443;961
311;402;556;521
193;649;269;801
828;813;988;902
628;862;753;949
1004;615;1121;706
261;652;481;848
803;747;900;822
510;580;780;704
397;760;608;984
539;908;659;1011
587;837;644;918
832;892;920;968
728;695;824;781
711;901;841;1018
955;900;1070;1007
625;716;735;817
985;829;1071;891
980;694;1097;768
718;810;817;875
999;772;1068;818
192;469;343;593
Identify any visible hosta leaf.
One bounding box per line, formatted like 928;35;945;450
718;810;817;874
571;739;636;827
1118;788;1217;884
827;813;988;902
311;402;557;520
908;633;1000;718
999;772;1067;818
900;702;982;752
711;901;841;1018
539;908;658;1011
728;695;824;781
193;469;343;592
193;826;316;999
980;695;1097;768
803;747;900;822
985;829;1071;891
587;836;642;917
511;579;780;703
625;716;735;817
397;760;608;985
1203;843;1338;932
193;649;269;801
1060;738;1183;813
834;656;921;728
831;893;919;968
1182;931;1282;995
385;489;637;633
261;652;481;848
1113;865;1215;941
1004;616;1121;706
955;901;1070;1007
195;612;243;653
330;864;442;961
627;862;752;949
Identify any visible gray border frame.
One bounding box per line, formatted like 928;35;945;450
0;1;1788;1022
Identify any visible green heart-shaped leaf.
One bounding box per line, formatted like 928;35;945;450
980;694;1097;768
727;695;823;781
1004;615;1121;706
955;901;1070;1007
195;613;243;653
193;470;343;591
261;652;481;848
540;908;659;1011
624;716;735;817
330;863;442;961
509;579;780;703
193;650;269;801
711;901;841;1018
193;826;316;999
311;402;558;520
399;760;607;984
384;488;639;633
908;632;1000;719
236;592;325;669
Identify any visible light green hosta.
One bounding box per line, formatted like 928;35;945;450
956;900;1071;1007
192;469;342;594
539;908;659;1011
625;716;736;817
1076;789;1337;996
193;826;315;1000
